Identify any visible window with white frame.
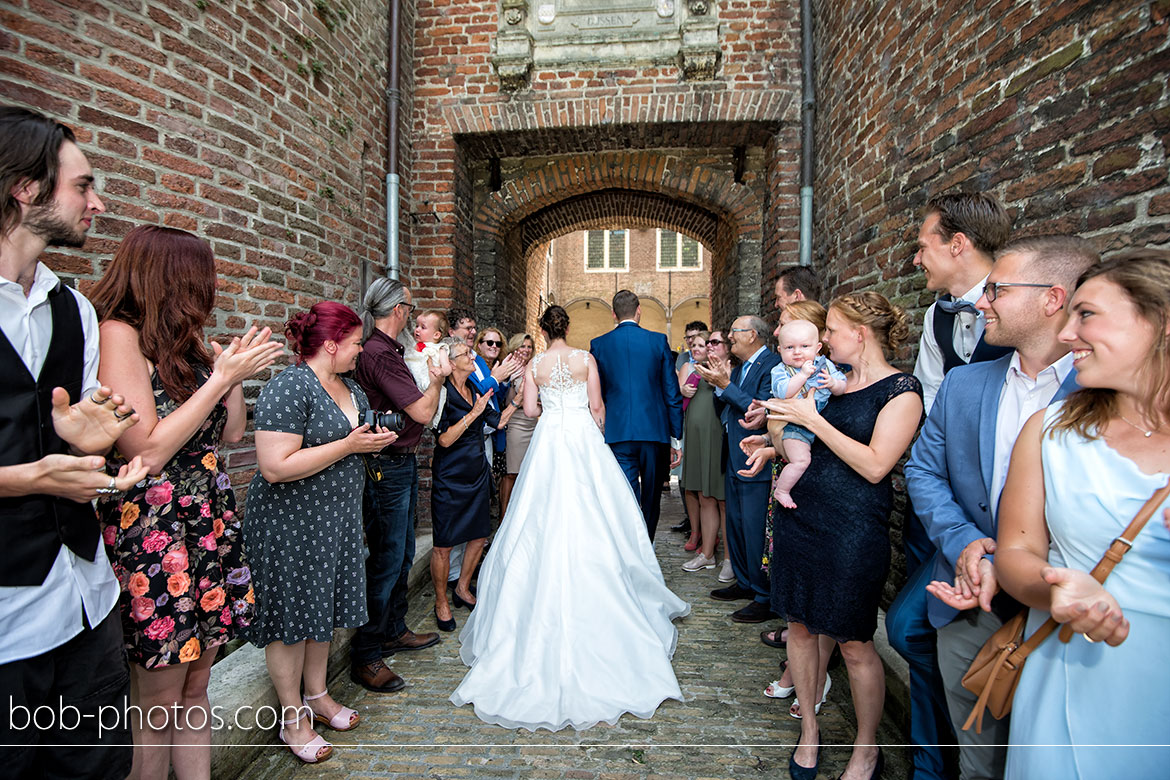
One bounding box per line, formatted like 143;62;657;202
656;229;702;271
584;229;628;272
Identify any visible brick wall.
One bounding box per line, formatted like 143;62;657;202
1;0;401;495
408;0;804;327
811;0;1170;597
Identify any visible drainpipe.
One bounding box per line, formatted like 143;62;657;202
799;0;815;267
385;0;402;279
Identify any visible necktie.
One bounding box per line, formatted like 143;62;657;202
936;295;977;315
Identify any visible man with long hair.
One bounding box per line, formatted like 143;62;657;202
0;106;147;776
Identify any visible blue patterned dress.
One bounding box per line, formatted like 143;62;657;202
242;362;370;646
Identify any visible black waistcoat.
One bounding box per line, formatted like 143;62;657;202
932;297;1013;374
0;283;99;586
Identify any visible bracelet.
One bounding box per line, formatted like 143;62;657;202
511;398;522;408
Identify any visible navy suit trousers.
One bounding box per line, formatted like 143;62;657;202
610;440;669;541
724;474;771;603
886;556;958;780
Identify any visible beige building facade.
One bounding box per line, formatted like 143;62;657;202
541;227;711;351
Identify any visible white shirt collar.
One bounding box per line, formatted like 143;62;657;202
0;261;61;305
1006;350;1075;385
958;275;988;304
742;345;768;368
618;318;638;325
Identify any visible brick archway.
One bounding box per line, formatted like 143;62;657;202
472;151;765;336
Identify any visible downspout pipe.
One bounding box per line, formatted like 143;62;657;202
385;0;402;279
799;0;815;267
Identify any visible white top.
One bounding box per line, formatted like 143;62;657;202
990;351;1075;520
913;276;988;414
0;261;118;664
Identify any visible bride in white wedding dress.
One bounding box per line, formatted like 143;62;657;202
450;306;690;732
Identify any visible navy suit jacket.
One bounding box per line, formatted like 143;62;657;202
714;348;782;484
590;322;684;446
904;353;1079;628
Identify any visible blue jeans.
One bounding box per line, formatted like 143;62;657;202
351;453;417;664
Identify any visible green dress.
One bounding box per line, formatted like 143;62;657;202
680;378;725;500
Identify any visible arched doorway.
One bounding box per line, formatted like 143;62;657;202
471;151;765;340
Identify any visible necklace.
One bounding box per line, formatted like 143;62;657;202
1118;413;1162;438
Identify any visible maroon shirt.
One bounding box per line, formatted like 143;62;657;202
354;329;425;452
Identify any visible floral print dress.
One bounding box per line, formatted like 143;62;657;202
98;369;253;669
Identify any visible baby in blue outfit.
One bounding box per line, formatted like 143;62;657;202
768;319;847;508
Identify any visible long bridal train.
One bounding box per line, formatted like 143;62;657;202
450;351;690;732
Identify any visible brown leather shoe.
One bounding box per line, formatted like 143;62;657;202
349;659;406;693
381;629;440;655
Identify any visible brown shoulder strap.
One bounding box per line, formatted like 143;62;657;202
1051;478;1170;642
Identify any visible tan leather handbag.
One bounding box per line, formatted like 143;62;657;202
960;479;1170;734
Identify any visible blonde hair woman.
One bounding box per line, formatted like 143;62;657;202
765;292;923;780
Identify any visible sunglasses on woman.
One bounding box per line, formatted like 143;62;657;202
481;339;502;347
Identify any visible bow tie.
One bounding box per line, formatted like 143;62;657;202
937;296;978;315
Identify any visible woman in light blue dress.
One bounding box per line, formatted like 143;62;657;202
995;253;1170;779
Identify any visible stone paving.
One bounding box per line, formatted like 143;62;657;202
241;487;910;779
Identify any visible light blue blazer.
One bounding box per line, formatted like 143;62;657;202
904;353;1080;629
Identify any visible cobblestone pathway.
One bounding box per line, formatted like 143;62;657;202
242;487;910;779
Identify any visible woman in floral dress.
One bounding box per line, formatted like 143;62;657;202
91;225;282;780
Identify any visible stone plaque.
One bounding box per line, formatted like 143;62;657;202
493;0;720;88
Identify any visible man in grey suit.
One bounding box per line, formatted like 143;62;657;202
905;235;1098;780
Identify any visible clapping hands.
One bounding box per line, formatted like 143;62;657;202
211;326;285;386
52;385;140;455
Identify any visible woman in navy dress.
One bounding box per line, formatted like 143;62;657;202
431;337;515;631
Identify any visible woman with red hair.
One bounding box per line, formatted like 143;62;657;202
243;301;397;764
90;224;283;779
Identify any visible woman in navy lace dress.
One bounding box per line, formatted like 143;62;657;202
765;292;923;780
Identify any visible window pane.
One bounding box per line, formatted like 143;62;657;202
681;237;700;268
659;230;678;268
586;231;605;268
608;229;626;269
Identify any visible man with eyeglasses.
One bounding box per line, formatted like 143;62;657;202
694;316;781;622
351;278;446;693
905;235;1096;779
893;191;1013;780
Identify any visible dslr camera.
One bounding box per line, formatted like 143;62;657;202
362;409;406;432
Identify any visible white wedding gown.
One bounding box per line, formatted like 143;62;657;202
450;350;690;732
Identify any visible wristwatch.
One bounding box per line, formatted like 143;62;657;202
511;398;522;408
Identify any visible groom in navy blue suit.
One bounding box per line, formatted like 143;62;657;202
590;290;684;541
904;235;1097;779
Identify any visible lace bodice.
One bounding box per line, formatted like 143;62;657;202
531;349;590;412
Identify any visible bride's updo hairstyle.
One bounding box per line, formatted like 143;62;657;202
828;291;910;359
539;305;570;340
285;301;362;363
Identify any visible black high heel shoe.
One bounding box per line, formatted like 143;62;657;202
451;583;477;610
788;743;821;780
836;746;883;780
434;606;456;632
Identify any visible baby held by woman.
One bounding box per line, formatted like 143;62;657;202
768;319;846;508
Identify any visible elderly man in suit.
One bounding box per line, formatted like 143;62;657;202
904;235;1098;780
695;315;782;622
590;290;683;541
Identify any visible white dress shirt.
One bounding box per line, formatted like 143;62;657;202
913;277;989;415
990;351;1075;520
0;262;119;664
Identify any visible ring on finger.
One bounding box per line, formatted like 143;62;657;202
113;408;135;421
89;391;110;404
1082;633;1097;644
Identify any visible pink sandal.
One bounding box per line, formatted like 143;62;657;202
303;689;360;731
279;709;333;763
